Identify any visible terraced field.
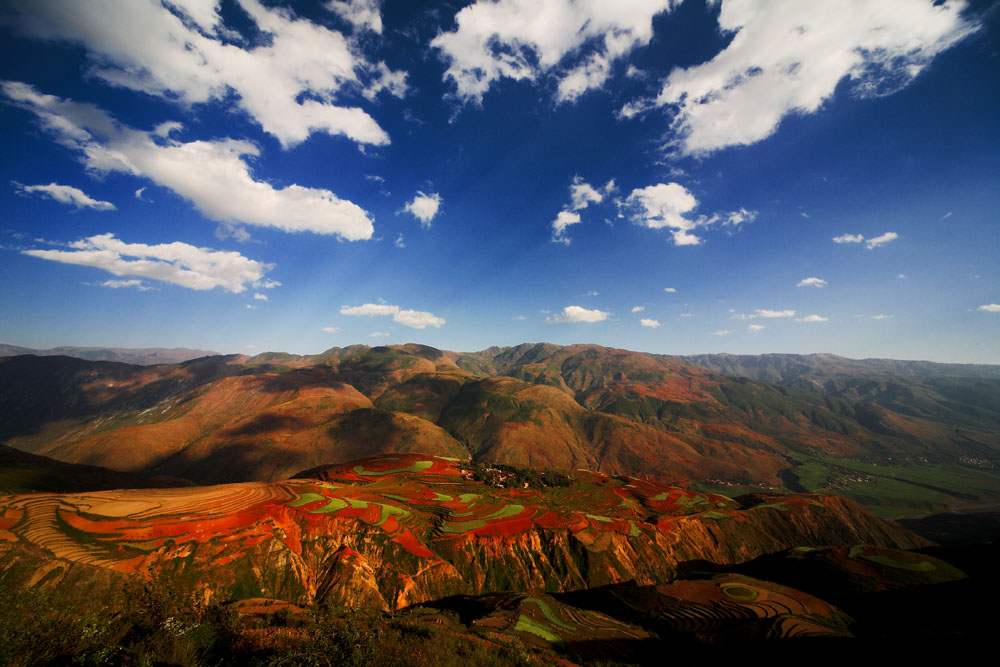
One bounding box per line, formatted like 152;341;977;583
0;454;925;611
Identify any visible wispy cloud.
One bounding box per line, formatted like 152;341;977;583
640;318;661;328
546;305;610;323
940;211;953;221
631;306;645;313
712;329;733;336
871;313;893;320
833;233;864;244
664;287;677;293
733;309;795;320
253;293;268;302
795;314;829;322
101;279;151;291
13;181;115;210
865;232;898;249
796;277;827;288
23;233;274;293
321;326;339;333
976;304;1000;312
747;324;765;332
340;302;445;328
551;176;615;244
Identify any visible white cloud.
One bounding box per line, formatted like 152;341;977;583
23;233;273;293
341;303;400;317
624;182;702;246
976;304;1000;312
722;208;756;228
253;293;268;302
747;324;765;332
631;306;645;313
680;313;693;317
833;234;864;244
795;314;829;322
898;274;907;279
134;187;149;201
568;176;615;211
865;232;898;249
2;82;374;240
4;0;403;148
394;309;446;329
403;191;442;228
394;233;405;248
551;210;581;244
431;0;672;105
340;302;445;328
664;287;677;293
546;305;610;323
321;326;339;333
514;315;527;320
797;277;827;288
552;176;616;243
13;182;115;210
871;313;893;320
640;318;661;328
734;309;796;320
325;0;383;34
940;211;953;221
712;329;733;336
584;290;600;297
101;279;151;291
628;0;976;156
369;331;390;337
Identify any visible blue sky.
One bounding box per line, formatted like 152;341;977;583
1;0;997;362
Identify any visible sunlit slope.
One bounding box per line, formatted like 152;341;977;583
0;454;925;611
1;344;998;501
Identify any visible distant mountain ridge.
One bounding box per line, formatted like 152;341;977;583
0;343;220;365
1;342;998;518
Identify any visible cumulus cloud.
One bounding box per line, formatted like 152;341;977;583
640;318;661;328
546;305;610;323
797;277;827;288
4;0;403;148
432;0;672;105
865;232;898;249
622;182;754;246
253;293;268;302
624;0;976;156
569;176;616;211
631;306;645;312
833;234;864;244
403;191;442;228
976;304;1000;312
2;82;374;239
664;287;677;293
795;314;829;322
747;324;765;332
551;210;582;245
340;302;445;328
13;181;116;210
22;233;274;293
733;309;796;320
